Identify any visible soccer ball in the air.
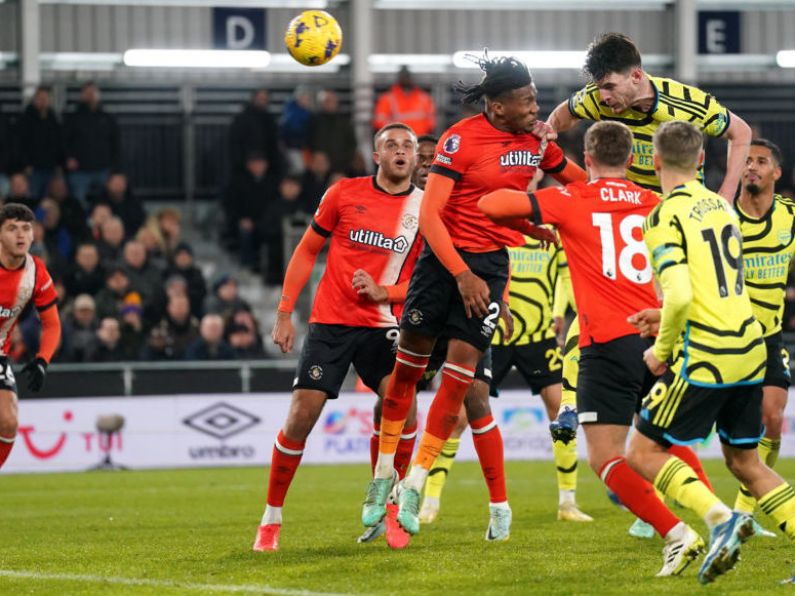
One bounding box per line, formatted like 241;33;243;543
284;10;343;67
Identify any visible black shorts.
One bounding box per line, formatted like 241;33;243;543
576;334;656;426
764;332;791;389
417;339;492;391
491;337;563;394
401;245;509;353
0;357;17;393
293;323;398;399
637;370;764;449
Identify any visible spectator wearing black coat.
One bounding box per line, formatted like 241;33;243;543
223;151;279;270
164;242;207;317
229;89;282;179
185;314;235;360
0;114;10;198
18;86;65;199
64;82;121;206
65;242;105;297
310;90;357;173
6;173;39;212
46;176;88;242
95;172;145;236
92;317;127;362
59;293;99;363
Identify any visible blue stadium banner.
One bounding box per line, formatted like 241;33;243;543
212;7;266;50
698;11;740;54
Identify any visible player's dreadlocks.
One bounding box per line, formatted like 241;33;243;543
454;51;532;104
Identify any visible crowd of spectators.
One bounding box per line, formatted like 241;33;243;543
0;82;268;364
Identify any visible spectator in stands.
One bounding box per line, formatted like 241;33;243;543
119;293;146;359
94;267;137;320
164;242;206;318
310;89;357;173
97;216;125;266
155;207;182;260
6;173;38;211
229;88;282;180
121;239;162;308
300;151;332;212
205;275;250;319
88;202;113;241
224;150;279;271
227;308;266;359
18;86;64;199
373;66;436;136
59;293;99;362
65;242;104;297
185;314;235;360
92;317;126;362
39;198;73;263
0;114;10;198
64;81;121;206
280;86;313;174
346;149;369;178
260;174;307;286
47;176;88;242
141;293;199;360
96;172;145;236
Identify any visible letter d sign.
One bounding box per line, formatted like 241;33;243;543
213;8;266;50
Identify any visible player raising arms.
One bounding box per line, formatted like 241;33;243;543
480;121;705;577
625;121;795;585
732;140;795;524
252;124;424;552
0;203;62;472
362;54;587;541
548;32;751;200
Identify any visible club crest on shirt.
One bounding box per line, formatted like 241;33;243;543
778;229;792;245
402;213;418;230
443;134;461;154
308;365;323;380
407;309;423;325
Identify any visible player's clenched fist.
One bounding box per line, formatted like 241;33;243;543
352;269;388;303
455;270;490;319
271;311;296;353
627;308;661;338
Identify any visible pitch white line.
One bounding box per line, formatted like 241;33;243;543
0;569;352;595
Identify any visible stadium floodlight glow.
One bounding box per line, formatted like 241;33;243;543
776;50;795;68
369;54;452;73
453;51;586;70
41;52;121;71
266;53;350;73
375;0;670;8
40;0;327;7
123;49;270;69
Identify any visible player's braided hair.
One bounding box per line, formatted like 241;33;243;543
454;51;532;104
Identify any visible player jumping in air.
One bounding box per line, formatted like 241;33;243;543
625;120;795;585
362;53;587;542
253;124;424;552
479;121;705;577
356;135;509;545
0;203;62;472
547;32;738;537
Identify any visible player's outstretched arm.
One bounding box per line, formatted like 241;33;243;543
717;110;752;203
549;160;587;186
272;227;326;353
548;100;579;134
478;189;535;221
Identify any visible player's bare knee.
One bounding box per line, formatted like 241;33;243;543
0;410;17;436
723;447;761;483
373;396;383;422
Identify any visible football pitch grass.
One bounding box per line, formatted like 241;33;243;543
1;460;794;595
